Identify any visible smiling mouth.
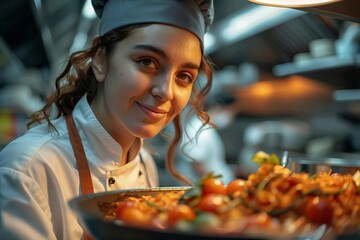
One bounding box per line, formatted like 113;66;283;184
136;102;168;119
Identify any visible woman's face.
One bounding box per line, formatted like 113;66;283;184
91;24;202;141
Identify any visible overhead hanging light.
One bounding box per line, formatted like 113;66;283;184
248;0;342;8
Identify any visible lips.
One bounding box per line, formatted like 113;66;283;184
136;102;168;119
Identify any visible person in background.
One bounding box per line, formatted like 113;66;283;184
173;75;236;184
0;0;214;239
176;107;236;184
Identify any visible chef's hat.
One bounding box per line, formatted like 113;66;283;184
91;0;214;45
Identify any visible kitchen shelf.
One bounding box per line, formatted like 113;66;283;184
334;89;360;102
273;53;360;77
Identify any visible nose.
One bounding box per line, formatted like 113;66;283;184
151;72;174;101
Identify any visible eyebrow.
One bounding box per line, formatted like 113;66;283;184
133;44;200;70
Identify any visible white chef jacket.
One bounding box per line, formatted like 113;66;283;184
0;95;159;240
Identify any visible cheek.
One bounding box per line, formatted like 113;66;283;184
105;69;147;98
172;89;192;114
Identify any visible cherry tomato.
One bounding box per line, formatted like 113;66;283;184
247;212;273;228
119;207;150;227
226;179;248;196
304;196;333;225
115;200;138;219
167;204;196;227
150;212;167;229
197;193;226;213
202;178;227;196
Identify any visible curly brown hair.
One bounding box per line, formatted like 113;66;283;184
28;24;214;185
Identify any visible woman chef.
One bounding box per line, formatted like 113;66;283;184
0;0;214;239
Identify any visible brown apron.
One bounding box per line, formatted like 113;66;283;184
65;113;150;240
65;114;93;240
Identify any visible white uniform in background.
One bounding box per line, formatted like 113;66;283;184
0;95;159;240
177;114;235;184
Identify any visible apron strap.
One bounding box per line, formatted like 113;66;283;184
65;113;148;239
65;114;94;240
65;114;94;195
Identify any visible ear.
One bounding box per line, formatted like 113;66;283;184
91;36;106;83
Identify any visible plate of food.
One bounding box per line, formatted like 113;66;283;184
69;152;360;240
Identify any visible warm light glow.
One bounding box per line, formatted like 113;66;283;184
248;0;342;8
229;75;334;116
249;82;275;98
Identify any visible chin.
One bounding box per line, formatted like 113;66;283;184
140;132;158;139
134;127;161;139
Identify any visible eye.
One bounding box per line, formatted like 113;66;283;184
138;58;157;70
176;72;194;85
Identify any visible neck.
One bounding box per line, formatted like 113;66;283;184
90;96;141;165
119;137;141;166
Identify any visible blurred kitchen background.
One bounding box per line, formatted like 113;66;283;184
1;0;359;185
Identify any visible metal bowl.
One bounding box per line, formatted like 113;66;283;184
69;187;320;240
69;185;360;240
289;155;360;175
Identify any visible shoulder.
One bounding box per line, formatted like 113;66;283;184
0;117;71;172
